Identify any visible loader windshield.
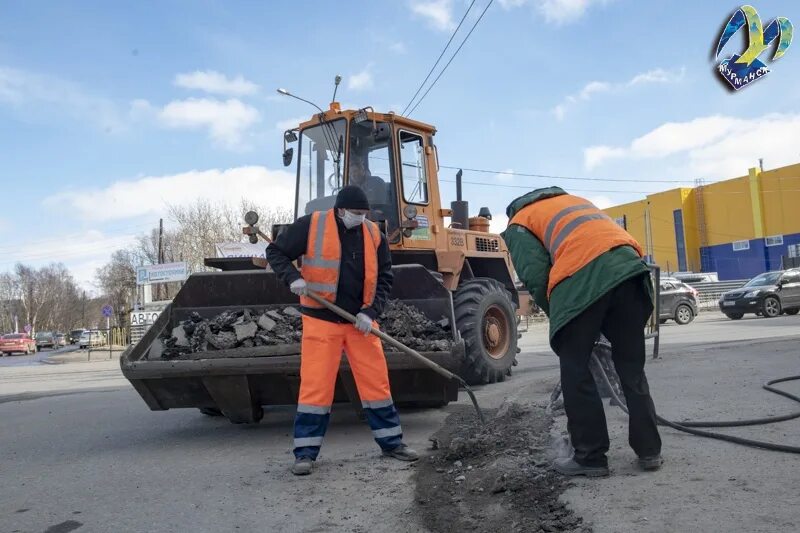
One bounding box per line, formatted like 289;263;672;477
296;119;346;217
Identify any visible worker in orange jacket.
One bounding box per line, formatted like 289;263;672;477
503;187;662;477
266;186;419;475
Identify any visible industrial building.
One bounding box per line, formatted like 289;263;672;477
604;163;800;280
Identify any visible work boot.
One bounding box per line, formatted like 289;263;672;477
638;454;663;471
291;457;314;476
382;444;419;462
553;457;609;477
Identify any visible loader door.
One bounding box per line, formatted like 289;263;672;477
348;119;400;241
396;129;436;248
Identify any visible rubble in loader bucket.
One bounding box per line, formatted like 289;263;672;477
159;300;453;360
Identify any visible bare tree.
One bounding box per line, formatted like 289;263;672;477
6;263;81;334
95;249;137;326
125;199;293;302
0;272;22;333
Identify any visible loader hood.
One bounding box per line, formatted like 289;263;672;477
504;186;567;220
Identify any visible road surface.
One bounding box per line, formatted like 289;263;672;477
0;344;80;368
1;312;799;532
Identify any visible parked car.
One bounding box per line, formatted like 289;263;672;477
719;269;800;319
659;278;698;325
69;329;86;344
54;333;67;347
79;330;105;349
35;331;55;351
0;333;37;355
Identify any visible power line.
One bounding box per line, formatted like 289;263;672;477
439;164;690;184
439;178;660;194
407;0;494;117
401;0;477;116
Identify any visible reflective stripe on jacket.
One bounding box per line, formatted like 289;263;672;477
299;209;381;309
509;194;643;296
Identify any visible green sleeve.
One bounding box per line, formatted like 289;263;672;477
501;224;551;316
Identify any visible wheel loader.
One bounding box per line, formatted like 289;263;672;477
120;102;530;423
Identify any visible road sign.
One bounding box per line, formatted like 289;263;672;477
102;305;114;318
136;262;188;285
215;242;267;258
130;310;161;326
24;324;31;333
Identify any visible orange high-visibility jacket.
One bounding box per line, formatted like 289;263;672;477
300;209;382;309
510;194;643;296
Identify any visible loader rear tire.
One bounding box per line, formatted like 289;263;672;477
454;278;518;385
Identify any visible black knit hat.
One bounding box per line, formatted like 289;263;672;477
334;185;370;210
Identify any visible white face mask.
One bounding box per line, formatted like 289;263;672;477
341;210;366;229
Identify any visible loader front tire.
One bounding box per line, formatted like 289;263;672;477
454;278;518;385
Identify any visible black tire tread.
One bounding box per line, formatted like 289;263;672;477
454;278;518;385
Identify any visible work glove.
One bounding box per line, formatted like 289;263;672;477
289;278;307;296
355;312;373;335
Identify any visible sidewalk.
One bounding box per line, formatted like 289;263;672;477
45;346;125;365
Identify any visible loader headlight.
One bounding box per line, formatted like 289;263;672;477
403;205;418;219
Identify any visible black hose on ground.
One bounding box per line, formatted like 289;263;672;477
590;353;800;455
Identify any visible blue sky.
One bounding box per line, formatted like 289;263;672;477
2;0;799;289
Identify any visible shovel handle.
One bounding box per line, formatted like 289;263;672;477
304;291;457;381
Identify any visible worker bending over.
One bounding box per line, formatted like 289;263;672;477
502;187;662;477
267;185;418;476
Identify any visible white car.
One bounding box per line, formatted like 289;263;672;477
79;331;105;349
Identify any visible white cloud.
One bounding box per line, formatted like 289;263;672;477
1;229;139;290
493;168;516;182
587;195;613;209
410;0;455;32
158;98;260;149
584;146;628;170
390;42;407;54
498;0;610;24
583;114;800;179
45;166;296;223
174;70;259;96
490;214;510;234
348;67;374;91
0;66;125;131
275;116;307;131
553;67;684;120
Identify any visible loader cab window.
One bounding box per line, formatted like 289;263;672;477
296;119;346;218
398;130;429;205
349;119;400;243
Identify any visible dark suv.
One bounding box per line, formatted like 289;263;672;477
719;269;800;319
659;278;698;325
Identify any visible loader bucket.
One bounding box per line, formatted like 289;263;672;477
121;265;464;423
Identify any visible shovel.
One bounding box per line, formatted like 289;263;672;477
305;291;485;424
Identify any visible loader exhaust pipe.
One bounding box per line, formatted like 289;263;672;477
306;291;485;424
450;169;470;230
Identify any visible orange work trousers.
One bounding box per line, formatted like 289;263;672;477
298;315;392;406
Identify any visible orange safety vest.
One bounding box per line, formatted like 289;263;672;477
299;209;382;309
510;194;643;297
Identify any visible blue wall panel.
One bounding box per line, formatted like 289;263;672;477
701;232;800;279
673;209;687;272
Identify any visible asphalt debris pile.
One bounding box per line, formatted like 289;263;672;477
159;307;303;359
378;300;452;352
414;402;589;533
158;300;452;359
